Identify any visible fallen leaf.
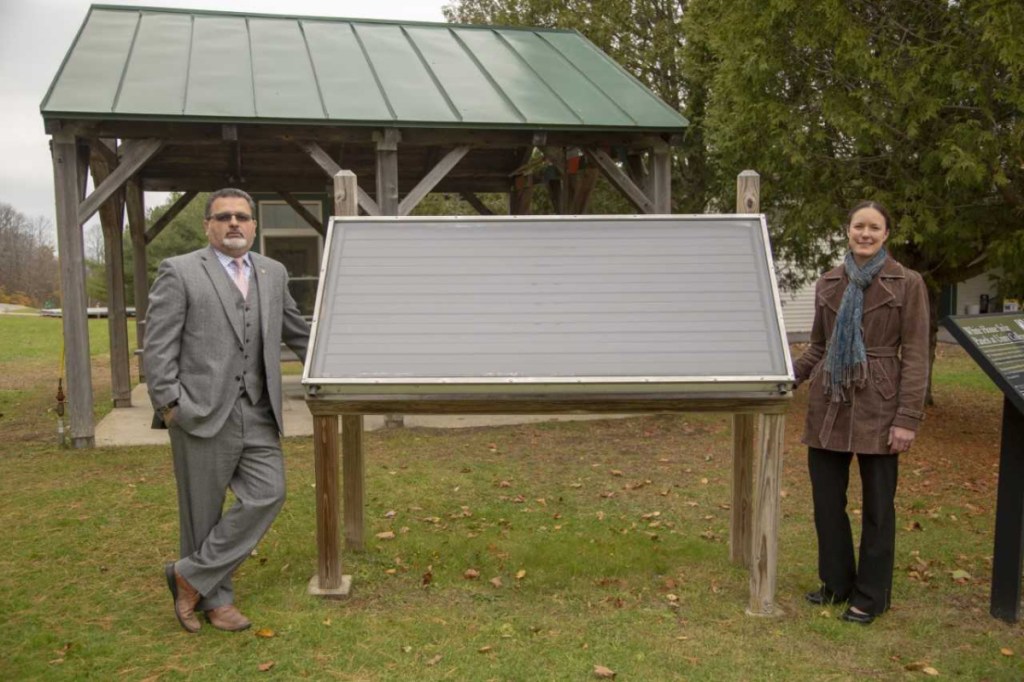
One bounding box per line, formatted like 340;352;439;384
376;531;396;540
478;645;493;653
594;664;616;678
700;478;709;485
610;469;624;477
516;569;527;580
498;480;512;488
666;594;679;602
426;654;443;666
951;569;972;583
490;577;503;588
258;661;275;672
384;510;397;518
255;628;275;638
1000;647;1014;656
322;618;332;626
464;568;480;580
923;667;939;676
422;567;433;586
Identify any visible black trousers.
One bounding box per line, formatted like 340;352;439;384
808;447;899;615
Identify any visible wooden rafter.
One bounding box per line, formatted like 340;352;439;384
77;138;164;225
144;191;198;244
398;145;471;216
278;190;327;236
583;147;655;214
294;140;380;216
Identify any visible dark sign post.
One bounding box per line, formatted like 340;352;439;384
943;313;1024;622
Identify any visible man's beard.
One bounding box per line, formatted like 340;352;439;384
223;237;249;250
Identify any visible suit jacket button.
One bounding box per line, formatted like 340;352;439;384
235;375;241;381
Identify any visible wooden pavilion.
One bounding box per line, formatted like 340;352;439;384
42;4;687;448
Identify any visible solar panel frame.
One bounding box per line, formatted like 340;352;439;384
303;214;794;397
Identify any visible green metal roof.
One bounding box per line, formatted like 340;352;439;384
41;5;688;132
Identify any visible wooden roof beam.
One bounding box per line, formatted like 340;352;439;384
294;140;380;216
77;138;164;226
278;191;327;237
583;147;655;214
398;146;470;216
144;190;198;245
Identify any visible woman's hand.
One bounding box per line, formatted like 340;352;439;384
888;425;916;453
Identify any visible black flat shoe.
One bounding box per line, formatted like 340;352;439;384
805;587;847;605
840;607;875;625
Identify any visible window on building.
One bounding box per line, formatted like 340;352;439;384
258;200;323;316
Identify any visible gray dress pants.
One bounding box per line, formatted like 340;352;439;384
169;393;285;611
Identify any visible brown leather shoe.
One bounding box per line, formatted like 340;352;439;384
164;563;201;633
205;605;252;632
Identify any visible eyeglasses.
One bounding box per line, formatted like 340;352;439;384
207;212;254;223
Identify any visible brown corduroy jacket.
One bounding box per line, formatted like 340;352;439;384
793;257;930;455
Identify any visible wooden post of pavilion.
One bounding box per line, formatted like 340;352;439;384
308;169;359;598
375;129;404;429
126;178;148;382
89;144;132;407
51;132;95;448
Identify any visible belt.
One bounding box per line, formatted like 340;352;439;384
818;346;898;445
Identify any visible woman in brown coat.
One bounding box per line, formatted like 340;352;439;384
792;200;929;624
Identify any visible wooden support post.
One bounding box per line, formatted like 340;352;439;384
509;176;534;215
90;153;132;407
126;179;148;382
375;130;404;428
308;414;350;597
374;128;401;216
651;143;672;213
748;413;784;616
51;133;95;448
570;167;599;214
731;169;761;567
737;170;761;213
308;169;362;597
730;414;756;568
342;415;365;551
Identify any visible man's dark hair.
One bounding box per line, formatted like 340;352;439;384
205;188;256;218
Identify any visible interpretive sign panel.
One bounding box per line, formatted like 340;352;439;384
943;313;1024;414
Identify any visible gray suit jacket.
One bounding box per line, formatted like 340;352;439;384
144;246;310;438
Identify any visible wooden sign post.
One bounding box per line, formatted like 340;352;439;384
943;313;1024;622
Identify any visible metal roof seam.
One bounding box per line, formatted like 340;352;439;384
245;17;258;117
536;32;639;128
350;23;397;122
109;10;142;114
571;29;687;121
400;25;463;123
492;29;585;126
447;27;527;125
297;20;330;120
181;15;195;115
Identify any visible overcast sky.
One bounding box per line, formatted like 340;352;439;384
0;0;446;234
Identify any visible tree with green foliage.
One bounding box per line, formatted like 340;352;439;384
684;0;1023;298
443;0;710;214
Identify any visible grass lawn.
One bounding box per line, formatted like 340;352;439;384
0;317;1021;680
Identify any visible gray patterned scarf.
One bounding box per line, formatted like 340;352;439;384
823;248;888;402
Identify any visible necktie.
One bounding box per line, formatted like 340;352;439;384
232;258;249;299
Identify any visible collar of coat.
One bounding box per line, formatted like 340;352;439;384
819;256;907;315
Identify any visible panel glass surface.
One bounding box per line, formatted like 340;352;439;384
305;216;791;393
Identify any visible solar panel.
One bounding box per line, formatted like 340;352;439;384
303;215;793;396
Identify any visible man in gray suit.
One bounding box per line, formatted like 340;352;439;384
144;188;310;633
